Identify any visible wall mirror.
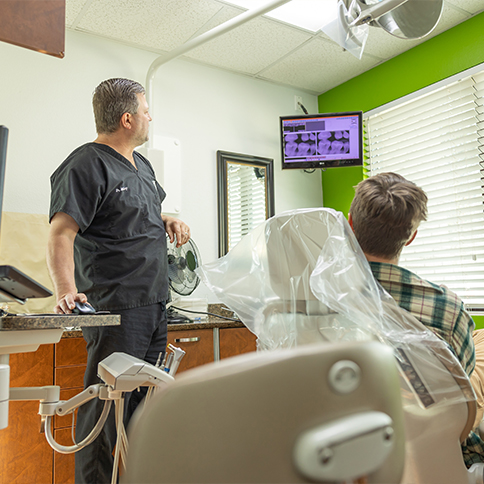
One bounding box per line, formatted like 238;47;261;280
217;151;275;257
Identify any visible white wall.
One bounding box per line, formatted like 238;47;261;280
0;30;322;302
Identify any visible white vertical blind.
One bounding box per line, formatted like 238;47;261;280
365;70;484;307
227;163;267;251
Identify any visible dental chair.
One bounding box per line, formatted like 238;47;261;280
124;340;405;483
198;208;484;484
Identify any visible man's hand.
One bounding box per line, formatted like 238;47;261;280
162;215;191;248
54;292;88;314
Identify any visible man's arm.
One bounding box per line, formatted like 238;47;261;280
162;214;191;248
47;212;87;314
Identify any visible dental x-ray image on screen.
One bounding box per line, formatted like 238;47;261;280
280;111;363;170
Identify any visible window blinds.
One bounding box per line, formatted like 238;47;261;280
227;163;267;252
366;70;484;308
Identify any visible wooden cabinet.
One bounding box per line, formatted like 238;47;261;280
167;328;214;372
0;344;54;484
0;324;256;483
219;327;257;359
53;337;88;484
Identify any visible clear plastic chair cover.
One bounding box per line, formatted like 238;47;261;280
198;208;474;410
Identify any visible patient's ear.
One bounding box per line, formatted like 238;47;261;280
405;230;418;246
348;213;354;231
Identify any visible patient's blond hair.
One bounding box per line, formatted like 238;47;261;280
350;172;428;260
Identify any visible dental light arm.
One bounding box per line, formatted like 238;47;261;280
348;0;410;27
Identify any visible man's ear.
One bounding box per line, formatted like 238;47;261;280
405;230;418;246
120;112;132;130
348;213;354;231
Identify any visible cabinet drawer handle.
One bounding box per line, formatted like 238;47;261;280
174;337;200;343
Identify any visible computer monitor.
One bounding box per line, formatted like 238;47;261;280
280;111;363;170
0;126;52;303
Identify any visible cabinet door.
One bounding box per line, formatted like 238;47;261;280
53;428;76;484
55;337;88;367
0;344;54;484
219;327;257;359
167;328;214;373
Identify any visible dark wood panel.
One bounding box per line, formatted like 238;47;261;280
219;327;257;359
55;365;85;389
0;400;53;483
167;328;214;372
0;0;65;58
55;337;87;367
10;343;54;387
0;344;55;482
53;428;75;484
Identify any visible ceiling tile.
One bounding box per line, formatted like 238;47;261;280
75;0;224;51
426;1;470;35
260;37;380;94
187;4;244;39
66;0;89;27
446;0;484;15
364;27;421;59
184;16;312;75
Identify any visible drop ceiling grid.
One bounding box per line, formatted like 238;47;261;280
184;16;313;75
446;0;484;15
74;0;224;52
63;0;484;95
66;0;89;26
259;37;381;93
184;4;243;41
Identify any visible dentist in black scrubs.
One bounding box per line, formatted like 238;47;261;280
47;78;190;484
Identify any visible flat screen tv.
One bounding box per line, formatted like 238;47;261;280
280;111;363;170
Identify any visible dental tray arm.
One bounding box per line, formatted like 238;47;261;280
55;384;108;416
98;352;175;398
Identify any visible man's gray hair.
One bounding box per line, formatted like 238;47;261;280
350;172;428;260
92;78;145;134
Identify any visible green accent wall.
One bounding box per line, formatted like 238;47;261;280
318;11;484;114
318;11;484;328
322;165;363;217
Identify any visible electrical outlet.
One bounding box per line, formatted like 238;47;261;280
294;95;302;112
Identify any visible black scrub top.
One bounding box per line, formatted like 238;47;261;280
49;142;169;310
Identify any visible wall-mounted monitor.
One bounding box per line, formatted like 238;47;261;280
280;111;363;170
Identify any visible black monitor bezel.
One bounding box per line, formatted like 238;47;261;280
280;111;363;170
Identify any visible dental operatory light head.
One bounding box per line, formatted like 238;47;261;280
321;0;443;59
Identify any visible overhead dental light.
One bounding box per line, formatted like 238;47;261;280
321;0;444;58
225;0;443;59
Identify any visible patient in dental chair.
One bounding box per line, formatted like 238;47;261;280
348;172;484;467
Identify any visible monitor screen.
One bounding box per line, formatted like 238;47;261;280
0;126;53;302
280;111;363;170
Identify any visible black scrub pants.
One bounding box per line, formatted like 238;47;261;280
74;302;167;484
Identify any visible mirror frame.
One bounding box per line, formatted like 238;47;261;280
217;151;275;257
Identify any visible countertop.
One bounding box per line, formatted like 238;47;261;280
0;304;245;338
0;313;120;331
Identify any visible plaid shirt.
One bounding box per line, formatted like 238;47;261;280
370;261;484;467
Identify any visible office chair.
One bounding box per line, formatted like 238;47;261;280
124;340;405;483
198;207;484;484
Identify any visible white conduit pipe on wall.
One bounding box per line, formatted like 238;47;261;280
145;0;293;148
